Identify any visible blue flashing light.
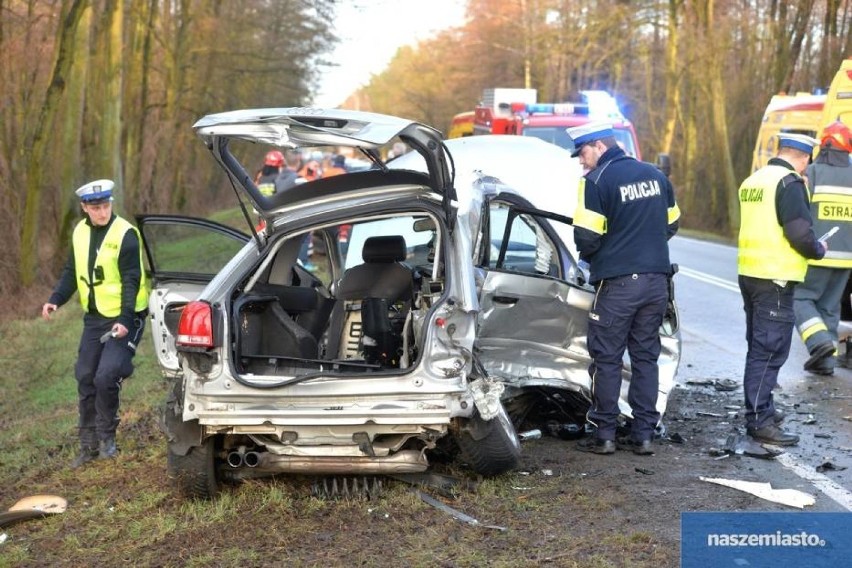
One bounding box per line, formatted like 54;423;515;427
526;103;555;114
525;102;590;116
580;90;626;121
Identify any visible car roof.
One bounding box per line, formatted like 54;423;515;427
391;134;582;217
390;135;584;258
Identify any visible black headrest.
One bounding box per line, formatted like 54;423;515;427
363;236;406;263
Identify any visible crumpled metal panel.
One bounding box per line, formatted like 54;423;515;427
475;269;680;420
478;272;590;343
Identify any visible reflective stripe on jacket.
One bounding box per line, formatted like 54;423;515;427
257;171;277;196
806;158;852;268
737;164;809;281
72;218;148;316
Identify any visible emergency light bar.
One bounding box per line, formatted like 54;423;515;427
524;103;590;116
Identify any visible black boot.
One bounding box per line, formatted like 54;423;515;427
746;424;799;446
804;342;835;375
98;436;118;459
71;445;99;469
71;427;99;468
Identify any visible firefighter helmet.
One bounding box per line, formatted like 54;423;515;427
821;121;852;153
264;150;285;167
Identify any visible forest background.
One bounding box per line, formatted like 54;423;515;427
1;0;850;320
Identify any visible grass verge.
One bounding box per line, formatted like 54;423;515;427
0;306;676;568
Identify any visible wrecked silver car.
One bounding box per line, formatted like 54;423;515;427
142;109;680;498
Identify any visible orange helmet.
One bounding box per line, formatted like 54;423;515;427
264;150;285;167
821;121;852;153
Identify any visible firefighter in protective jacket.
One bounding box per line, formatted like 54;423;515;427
794;121;852;375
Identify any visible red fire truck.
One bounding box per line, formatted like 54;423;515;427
472;88;643;160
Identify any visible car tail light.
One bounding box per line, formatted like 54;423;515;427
176;301;214;348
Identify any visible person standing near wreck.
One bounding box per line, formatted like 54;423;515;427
569;122;680;456
794;121;852;375
737;134;826;447
42;180;149;468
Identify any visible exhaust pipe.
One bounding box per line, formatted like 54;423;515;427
247;449;428;475
226;450;244;468
243;451;261;468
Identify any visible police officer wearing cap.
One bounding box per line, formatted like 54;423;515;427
42;180;148;468
569;122;680;456
794;121;852;375
738;133;826;446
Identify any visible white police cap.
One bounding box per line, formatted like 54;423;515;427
778;133;818;155
75;179;114;203
566;122;615;157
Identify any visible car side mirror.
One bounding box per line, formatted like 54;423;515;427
656;153;672;178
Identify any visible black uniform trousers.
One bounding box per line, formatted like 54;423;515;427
738;275;794;430
75;312;146;446
586;272;668;442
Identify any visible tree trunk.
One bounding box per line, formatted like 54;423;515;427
661;0;683;156
123;0;156;213
20;0;88;287
57;3;92;269
781;0;816;91
100;0;124;208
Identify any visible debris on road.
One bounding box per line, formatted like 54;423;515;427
713;378;739;392
686;378;716;386
390;472;477;500
546;421;584;440
518;429;542;441
816;461;848;473
684;378;739;392
635;467;654;475
699;477;816;508
709;434;784;460
415;490;507;531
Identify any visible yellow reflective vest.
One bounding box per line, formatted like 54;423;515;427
737;164;809;281
72;217;149;317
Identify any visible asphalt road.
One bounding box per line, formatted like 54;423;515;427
670;234;852;509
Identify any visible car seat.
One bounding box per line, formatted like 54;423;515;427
336;235;413;365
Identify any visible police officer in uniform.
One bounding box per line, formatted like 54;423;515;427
738;134;826;446
794;121;852;375
569;122;680;456
42;180;148;467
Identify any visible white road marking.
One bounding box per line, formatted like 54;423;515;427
678;266;740;293
679;264;852;511
775;453;852;511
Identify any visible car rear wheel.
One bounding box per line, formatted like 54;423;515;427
455;404;521;476
167;436;219;499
